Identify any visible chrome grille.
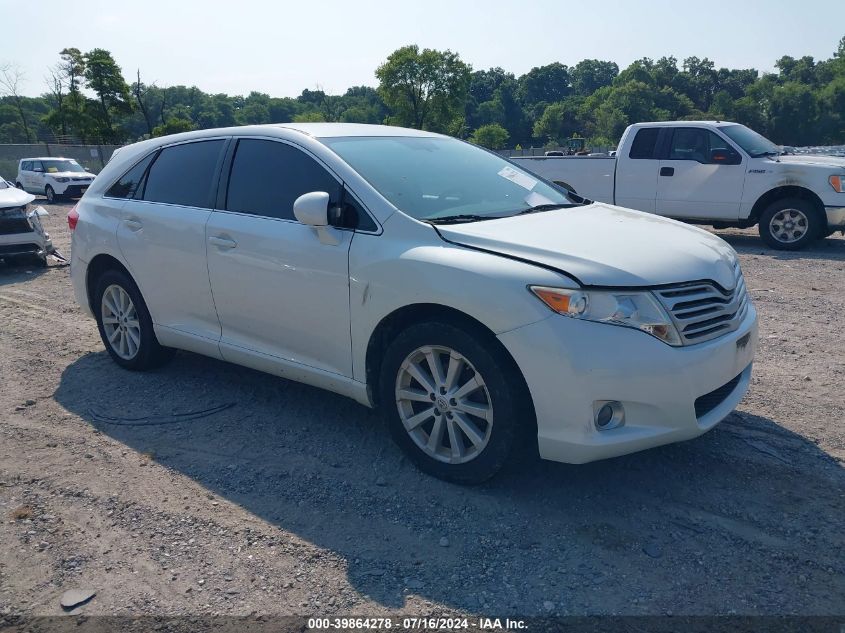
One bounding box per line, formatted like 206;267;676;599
654;262;748;345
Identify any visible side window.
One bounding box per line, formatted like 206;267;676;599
669;128;737;164
332;189;378;232
628;128;660;159
142;140;224;208
21;161;30;171
32;161;43;172
226;139;341;221
106;153;156;199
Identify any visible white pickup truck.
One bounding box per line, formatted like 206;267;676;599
512;121;845;250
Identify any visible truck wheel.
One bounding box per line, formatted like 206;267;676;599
758;198;822;250
379;321;529;484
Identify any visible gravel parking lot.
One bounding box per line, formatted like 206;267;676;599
1;200;843;618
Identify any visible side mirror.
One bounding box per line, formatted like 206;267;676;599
710;148;740;165
293;191;340;245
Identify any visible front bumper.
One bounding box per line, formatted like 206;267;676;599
53;182;91;197
0;231;52;258
825;206;845;230
498;303;758;464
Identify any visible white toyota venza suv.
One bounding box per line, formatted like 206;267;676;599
69;123;758;483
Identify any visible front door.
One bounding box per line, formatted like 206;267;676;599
656;127;746;220
206;138;353;377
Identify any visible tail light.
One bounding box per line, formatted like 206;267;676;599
67;204;79;231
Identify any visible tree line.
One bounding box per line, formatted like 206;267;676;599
1;38;844;150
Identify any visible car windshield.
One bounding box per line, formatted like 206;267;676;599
322;136;576;222
41;159;86;173
720;124;781;158
0;180;9;190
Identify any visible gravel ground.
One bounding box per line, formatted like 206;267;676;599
0;200;843;618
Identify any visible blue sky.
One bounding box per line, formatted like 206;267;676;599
4;0;843;97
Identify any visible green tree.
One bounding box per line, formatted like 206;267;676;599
83;48;131;141
518;62;571;109
152;117;194;137
570;59;618;96
470;123;509;149
376;45;471;131
533;99;583;144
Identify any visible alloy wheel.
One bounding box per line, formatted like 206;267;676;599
395;345;493;464
101;284;141;360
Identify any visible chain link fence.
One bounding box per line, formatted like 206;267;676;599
0;144;121;183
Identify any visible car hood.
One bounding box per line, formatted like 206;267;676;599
775;155;845;169
435;203;739;289
47;171;93;178
0;186;35;209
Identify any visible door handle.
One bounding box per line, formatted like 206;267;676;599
208;235;237;249
124;218;143;231
660;167;675;177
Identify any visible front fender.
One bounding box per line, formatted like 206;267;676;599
347;217;574;384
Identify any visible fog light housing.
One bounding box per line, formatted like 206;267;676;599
594;401;625;430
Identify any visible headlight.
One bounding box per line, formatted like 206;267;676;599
55;177;70;183
830;175;845;193
529;286;682;346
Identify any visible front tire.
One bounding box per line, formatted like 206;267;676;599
93;269;175;370
758;198;822;250
45;185;56;204
379;321;529;484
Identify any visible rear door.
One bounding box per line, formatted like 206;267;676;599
656;127;746;220
206;137;354;377
116;139;226;347
614;127;661;212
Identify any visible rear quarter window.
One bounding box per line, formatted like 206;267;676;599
628;128;660;159
106;153;157;199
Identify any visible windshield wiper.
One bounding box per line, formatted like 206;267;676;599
427;214;493;225
514;203;572;216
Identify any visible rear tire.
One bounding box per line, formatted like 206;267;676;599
758;198;822;250
379;321;529;484
15;181;23;190
93;269;175;371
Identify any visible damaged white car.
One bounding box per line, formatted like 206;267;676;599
0;178;55;267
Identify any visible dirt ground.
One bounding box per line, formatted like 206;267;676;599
0;200;843;618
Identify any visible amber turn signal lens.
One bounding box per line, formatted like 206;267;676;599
532;288;572;313
830;175;844;193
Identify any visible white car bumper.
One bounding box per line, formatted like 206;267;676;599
498;303;758;464
0;230;52;258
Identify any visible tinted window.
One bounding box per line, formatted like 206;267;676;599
629;128;660;159
668;129;735;163
143;140;224;208
21;161;30;171
226;139;341;221
106;153;156;199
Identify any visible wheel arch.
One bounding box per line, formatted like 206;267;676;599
365;303;536;427
749;185;825;223
85;253;134;314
